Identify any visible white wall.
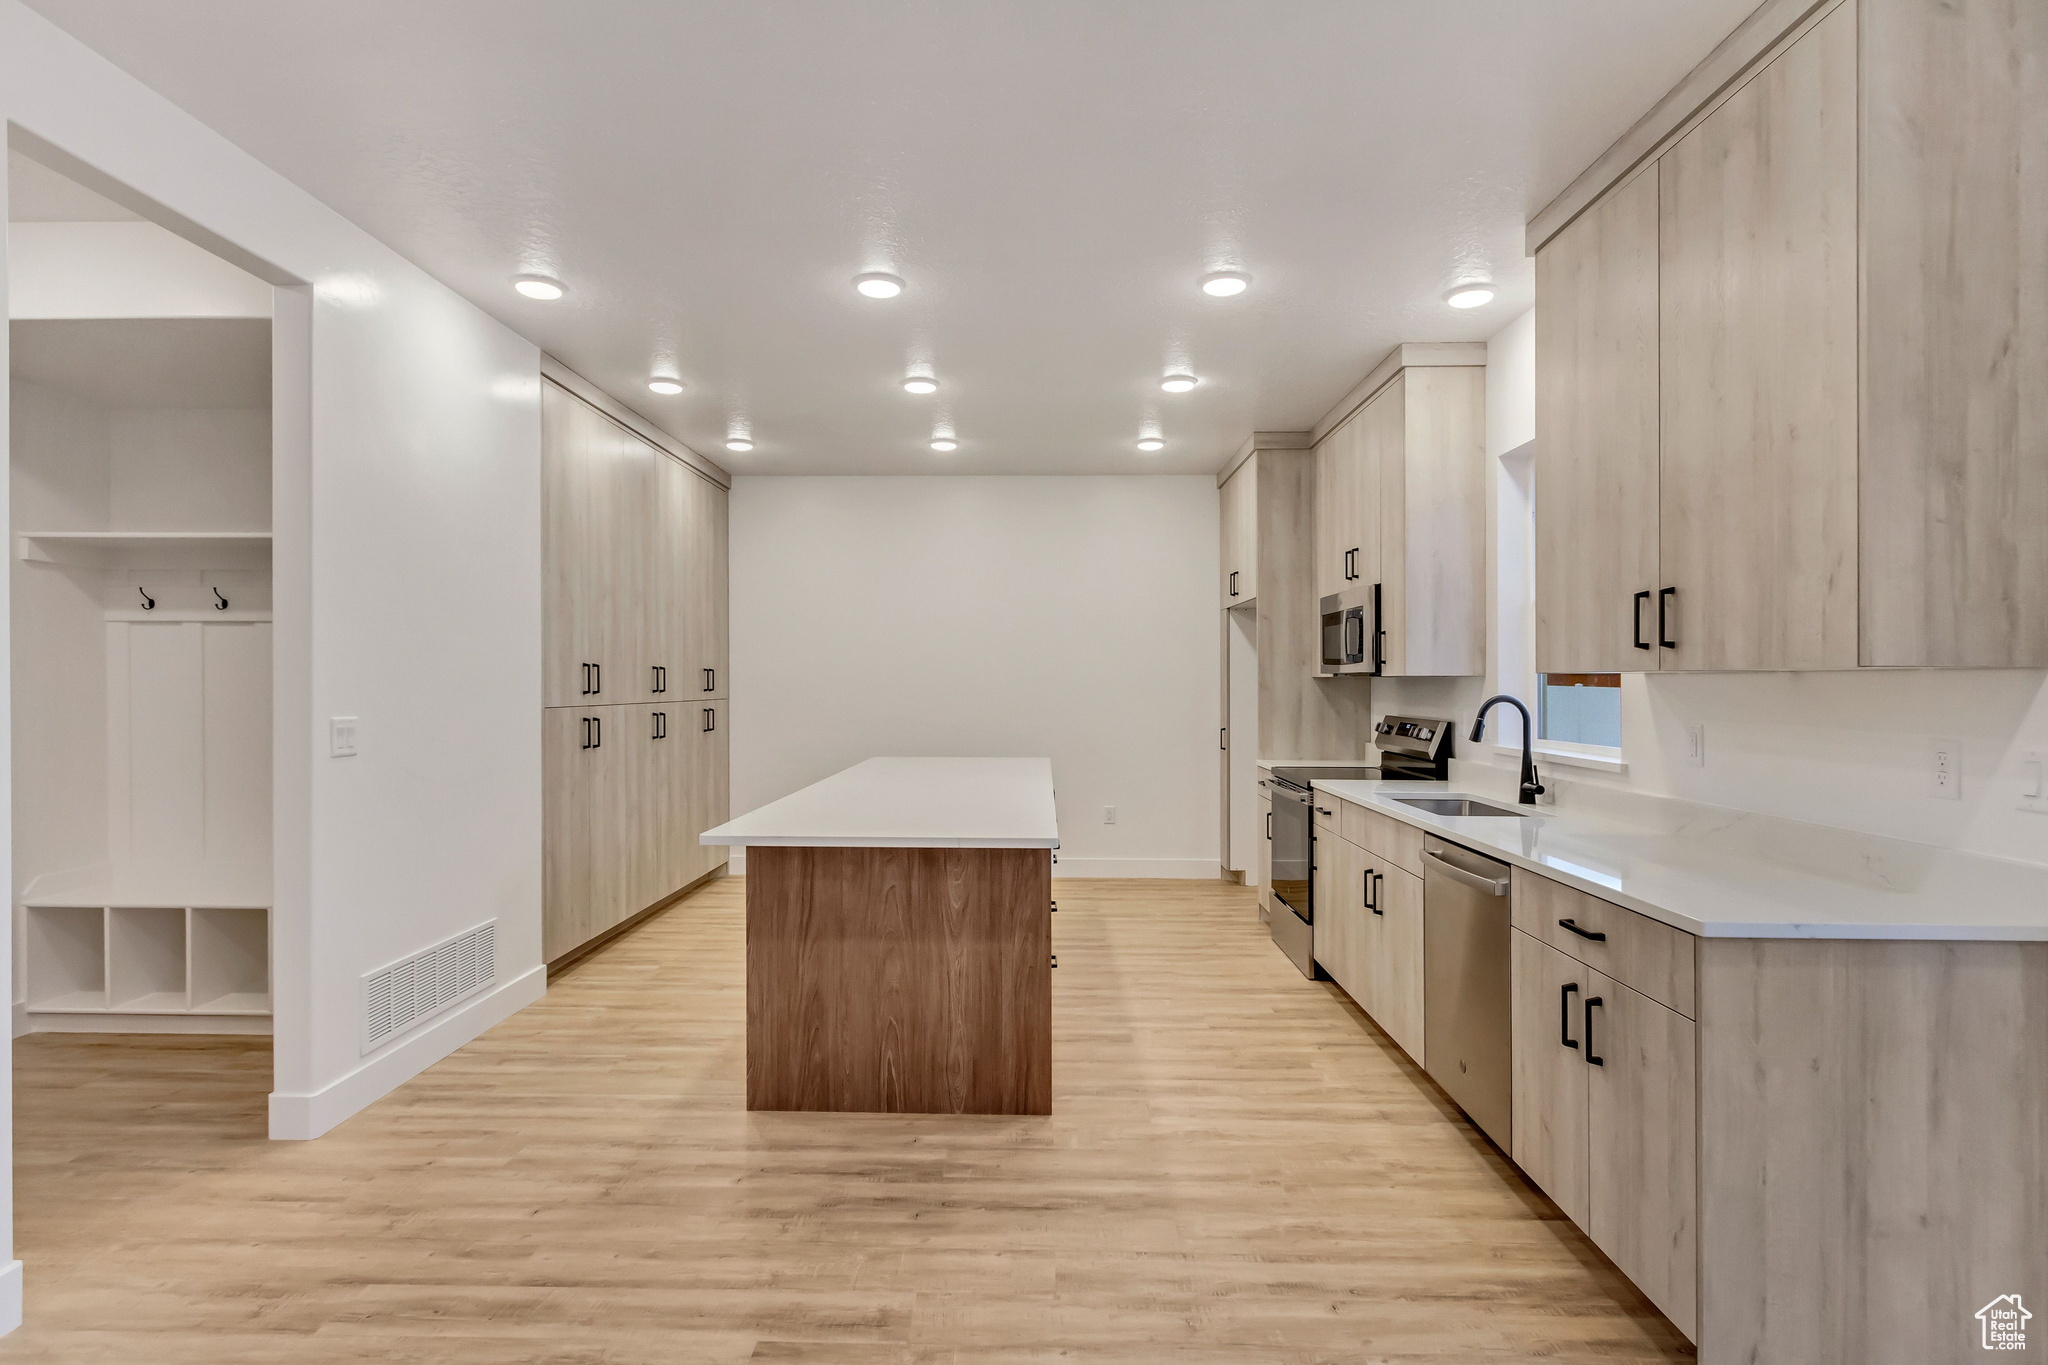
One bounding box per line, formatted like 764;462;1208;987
1;0;547;1211
7;220;272;319
731;475;1220;876
1393;305;2048;871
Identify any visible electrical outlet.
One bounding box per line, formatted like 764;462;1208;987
2021;750;2047;815
331;716;359;758
1103;805;1116;825
1930;737;1962;801
1684;723;1706;768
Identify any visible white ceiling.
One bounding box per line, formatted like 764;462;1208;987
21;0;1753;474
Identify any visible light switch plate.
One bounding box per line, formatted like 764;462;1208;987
1103;805;1116;825
1684;724;1705;768
1930;737;1962;801
2022;750;2047;815
331;716;359;758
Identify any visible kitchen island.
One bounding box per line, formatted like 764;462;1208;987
701;757;1059;1115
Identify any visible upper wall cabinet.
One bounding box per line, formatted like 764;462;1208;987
1219;459;1258;606
1533;0;2047;672
1314;350;1486;677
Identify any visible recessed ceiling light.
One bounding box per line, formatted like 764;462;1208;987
902;376;939;395
1160;373;1199;394
854;272;905;299
1137;438;1166;452
1200;271;1250;297
930;438;958;453
725;438;753;452
513;274;564;300
1445;281;1496;309
647;377;684;395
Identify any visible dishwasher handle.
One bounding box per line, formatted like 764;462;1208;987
1422;848;1510;897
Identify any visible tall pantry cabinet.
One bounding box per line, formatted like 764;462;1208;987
542;374;730;964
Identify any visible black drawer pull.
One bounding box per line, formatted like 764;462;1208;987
1560;981;1580;1049
1558;917;1607;942
1584;995;1604;1066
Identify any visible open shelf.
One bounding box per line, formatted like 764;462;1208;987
22;899;270;1027
19;530;271;557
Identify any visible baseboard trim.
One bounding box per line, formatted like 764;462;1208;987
20;1011;271;1036
267;963;546;1141
1052;858;1222;879
0;1259;20;1335
547;864;727;975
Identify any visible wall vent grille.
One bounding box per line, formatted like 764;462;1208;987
362;920;496;1054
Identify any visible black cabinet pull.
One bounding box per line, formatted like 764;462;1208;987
581;716;592;750
1558;917;1607;943
1221;728;1227;751
1265;811;1273;839
702;707;716;733
1633;590;1652;650
581;663;591;696
593;715;601;748
1560;981;1580;1049
1584;996;1604;1065
652;665;666;694
1228;571;1239;597
1364;867;1380;914
1658;586;1677;649
703;667;716;693
653;711;666;740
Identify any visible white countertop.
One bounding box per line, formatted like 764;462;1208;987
1312;778;2048;942
701;757;1060;849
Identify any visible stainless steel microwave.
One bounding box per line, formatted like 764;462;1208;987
1321;596;1366;669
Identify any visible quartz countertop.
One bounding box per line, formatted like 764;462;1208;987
701;757;1060;849
1311;778;2048;942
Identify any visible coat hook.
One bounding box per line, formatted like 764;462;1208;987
138;586;156;611
212;587;229;611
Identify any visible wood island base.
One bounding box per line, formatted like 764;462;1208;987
745;844;1052;1115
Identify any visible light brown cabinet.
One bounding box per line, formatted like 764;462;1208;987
1313;356;1485;677
1219;461;1257;606
1315;796;1426;1064
543;376;730;964
1534;0;2047;672
1256;785;1273;915
1509;872;1697;1341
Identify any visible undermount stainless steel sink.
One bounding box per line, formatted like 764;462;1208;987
1393;796;1530;818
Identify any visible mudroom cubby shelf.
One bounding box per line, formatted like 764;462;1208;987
24;899;271;1024
17;530;273;564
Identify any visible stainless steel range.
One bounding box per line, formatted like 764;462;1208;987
1267;714;1453;979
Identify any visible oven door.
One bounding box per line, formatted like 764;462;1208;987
1268;784;1311;924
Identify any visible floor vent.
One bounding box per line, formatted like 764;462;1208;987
362;920;496;1054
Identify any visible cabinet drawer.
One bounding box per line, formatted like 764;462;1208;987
1312;795;1341;834
1512;871;1695;1018
1341;803;1425;879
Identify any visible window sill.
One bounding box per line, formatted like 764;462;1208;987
1494;741;1627;775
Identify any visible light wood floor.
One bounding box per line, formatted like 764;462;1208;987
4;877;1693;1362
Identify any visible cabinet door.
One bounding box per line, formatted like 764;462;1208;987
622;704;672;914
1587;971;1698;1340
1535;168;1662;674
1657;5;1858;672
542;707;629;962
685;700;730;880
542;386;621;708
641;459;691;707
1313;428;1350;603
1383;367;1485;677
687;477;730;701
1220;463;1254;605
1256;791;1273;914
609;424;662;703
1371;863;1425;1061
1510;928;1591;1225
1313;836;1361;998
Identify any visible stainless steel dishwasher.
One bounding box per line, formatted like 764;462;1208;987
1421;834;1513;1149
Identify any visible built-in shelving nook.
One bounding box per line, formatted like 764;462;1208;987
12;309;274;1036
